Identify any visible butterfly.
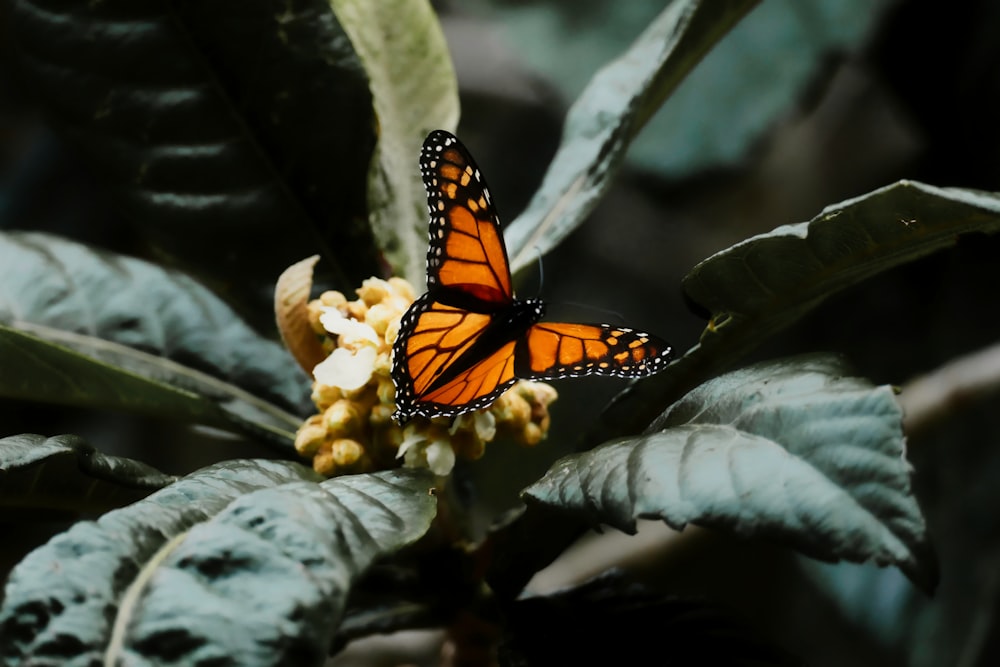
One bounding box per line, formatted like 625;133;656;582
391;130;673;424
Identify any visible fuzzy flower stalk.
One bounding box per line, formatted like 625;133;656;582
285;275;557;477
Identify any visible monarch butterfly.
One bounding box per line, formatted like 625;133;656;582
391;130;672;424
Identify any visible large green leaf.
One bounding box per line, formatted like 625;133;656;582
0;231;308;445
593;181;1000;444
0;433;175;518
331;0;460;286
524;355;938;593
7;0;455;315
504;0;760;274
490;182;984;601
0;324;303;447
0;459;314;664
0;462;436;666
684;183;1000;343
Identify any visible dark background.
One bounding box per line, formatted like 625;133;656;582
3;0;1000;665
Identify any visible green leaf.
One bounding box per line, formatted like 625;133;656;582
332;594;440;656
524;355;938;593
1;462;436;665
331;0;460;286
0;231;308;446
0;459;317;664
0;324;301;448
630;0;894;176
683;182;1000;381
504;0;760;274
593;181;1000;444
685;182;1000;339
110;469;436;665
0;434;176;518
7;0;384;316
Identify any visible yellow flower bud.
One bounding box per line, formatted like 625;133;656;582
526;381;559;408
384;318;401;346
387;277;416;302
294;415;328;457
331;438;365;468
357;278;391;306
365;303;394;337
369;403;395;427
345;299;368;322
324;399;362;438
342;383;373;401
519;422;545;446
492;390;531;428
305;300;326;335
312;441;336;476
373;351;392;378
376;377;396;405
311;382;342;410
319;290;347;308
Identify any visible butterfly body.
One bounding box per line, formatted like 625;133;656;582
391;130;672;424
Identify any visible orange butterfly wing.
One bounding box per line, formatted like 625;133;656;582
393;293;541;421
520;322;672;380
393;308;672;422
392;130;532;422
391;130;673;424
421;129;513;304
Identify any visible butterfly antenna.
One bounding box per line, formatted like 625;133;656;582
533;246;545;296
529;249;626;321
556;300;628;323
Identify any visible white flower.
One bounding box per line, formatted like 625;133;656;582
313;347;377;391
424;441;456;476
397;426;456;476
451;411;496;441
319;307;380;346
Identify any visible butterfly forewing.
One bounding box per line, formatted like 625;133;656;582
420;130;513;303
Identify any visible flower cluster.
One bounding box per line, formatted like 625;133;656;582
293;277;557;477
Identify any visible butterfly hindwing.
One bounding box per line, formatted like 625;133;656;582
420;130;513;304
519;322;672;380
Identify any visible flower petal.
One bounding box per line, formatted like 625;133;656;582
425;440;456;476
397;431;425;461
319;307;380;344
473;412;497;441
313;346;377;391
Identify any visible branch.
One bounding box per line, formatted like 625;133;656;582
899;340;1000;435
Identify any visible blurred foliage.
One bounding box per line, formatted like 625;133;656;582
477;0;894;175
